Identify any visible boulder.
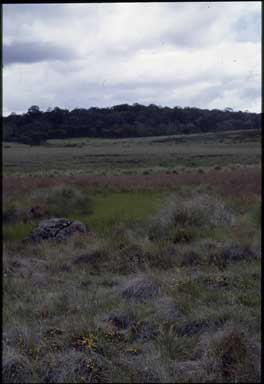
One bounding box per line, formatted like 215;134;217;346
25;218;87;242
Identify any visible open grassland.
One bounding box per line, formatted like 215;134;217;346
3;129;261;176
3;129;261;383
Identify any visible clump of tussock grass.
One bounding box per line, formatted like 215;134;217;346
2;346;35;383
142;241;178;270
154;324;199;362
205;242;258;269
153;296;182;322
40;349;109;383
3;175;261;383
3;321;43;360
121;274;161;301
93;224;153;274
29;185;94;218
170;360;205;383
177;246;203;267
147;193;235;243
199;325;260;382
111;244;147;274
72;248;107;268
3;253;33;277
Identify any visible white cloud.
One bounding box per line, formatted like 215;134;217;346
3;2;261;115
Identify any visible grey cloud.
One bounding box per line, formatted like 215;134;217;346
3;3;261;113
3;4;67;21
234;12;261;43
3;41;77;66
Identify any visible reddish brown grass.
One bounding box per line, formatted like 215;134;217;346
3;167;261;201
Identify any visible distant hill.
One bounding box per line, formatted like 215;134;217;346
3;104;261;145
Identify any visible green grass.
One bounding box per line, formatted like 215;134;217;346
3;129;261;176
2;129;261;383
3;223;34;242
3;189;261;382
2;190;165;240
78;191;165;235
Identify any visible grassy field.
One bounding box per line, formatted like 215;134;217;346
3;129;261;176
2;129;261;383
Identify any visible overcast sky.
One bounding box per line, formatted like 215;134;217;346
3;2;261;115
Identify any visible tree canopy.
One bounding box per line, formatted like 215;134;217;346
3;104;261;144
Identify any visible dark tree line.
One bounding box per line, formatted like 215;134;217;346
3;104;261;145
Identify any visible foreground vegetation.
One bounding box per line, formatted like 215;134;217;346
3;130;261;383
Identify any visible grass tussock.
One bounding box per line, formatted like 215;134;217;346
3;171;261;383
200;326;260;382
2;347;35;384
147;193;235;246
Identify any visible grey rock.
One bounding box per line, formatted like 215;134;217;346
25;218;87;242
